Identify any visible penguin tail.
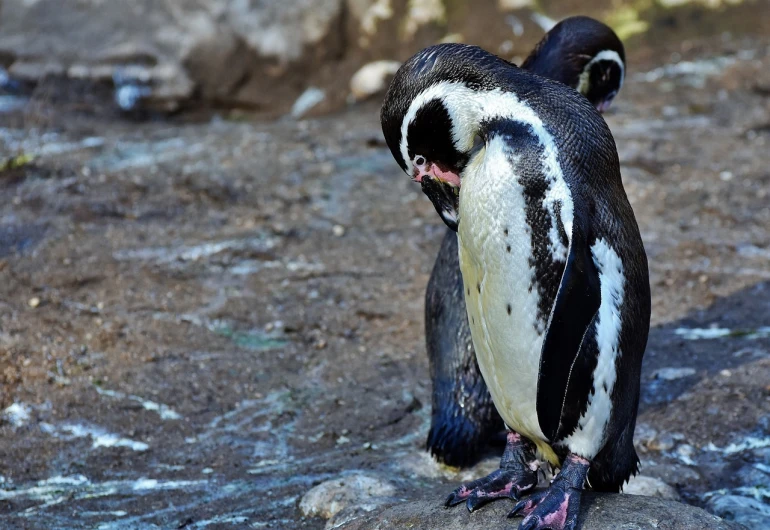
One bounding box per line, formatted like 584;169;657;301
426;406;504;468
586;418;640;492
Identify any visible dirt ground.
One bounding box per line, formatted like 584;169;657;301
1;27;770;530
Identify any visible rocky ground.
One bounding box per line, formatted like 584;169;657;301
1;23;770;530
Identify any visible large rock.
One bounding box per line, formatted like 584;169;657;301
299;474;398;520
336;493;747;530
0;0;548;115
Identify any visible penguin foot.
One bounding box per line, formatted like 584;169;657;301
445;431;538;512
508;454;590;530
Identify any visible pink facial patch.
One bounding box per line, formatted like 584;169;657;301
411;158;460;187
430;163;461;187
596;98;614;113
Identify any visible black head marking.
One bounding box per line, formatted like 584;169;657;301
380;44;511;175
407;99;468;174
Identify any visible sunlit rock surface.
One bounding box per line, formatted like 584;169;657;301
336;494;747;529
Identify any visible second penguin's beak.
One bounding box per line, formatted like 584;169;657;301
596;91;617;113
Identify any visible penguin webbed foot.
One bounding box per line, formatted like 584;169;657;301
509;454;590;530
444;432;538;512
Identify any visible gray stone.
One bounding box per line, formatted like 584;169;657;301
325;497;403;530
299;474;397;520
336;493;747;530
349;60;402;102
653;367;697;380
291;87;327;118
0;0;549;113
0;0;344;111
706;494;770;528
623;475;681;501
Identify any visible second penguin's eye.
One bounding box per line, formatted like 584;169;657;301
415;155;426;166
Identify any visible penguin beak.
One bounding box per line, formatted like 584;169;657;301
596;91;617;113
412;160;461;231
420;176;460;232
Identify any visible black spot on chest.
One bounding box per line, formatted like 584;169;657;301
486;120;568;332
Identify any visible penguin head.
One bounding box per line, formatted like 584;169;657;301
522;16;625;112
380;45;501;231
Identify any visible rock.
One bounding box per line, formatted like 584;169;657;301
624;475;681;500
653;367;697;380
2;403;31;428
299;474;397;520
349;60;401;101
0;0;548;114
336;493;747;530
706;494;770;528
291;87;326;118
325;497;403;530
0;0;343;112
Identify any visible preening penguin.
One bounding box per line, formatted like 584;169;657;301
521;16;625;112
381;43;649;530
423;16;628;469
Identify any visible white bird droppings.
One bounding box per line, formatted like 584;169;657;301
39;422;149;452
96;387;182;420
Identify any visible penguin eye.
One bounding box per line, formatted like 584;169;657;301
415;155;426;166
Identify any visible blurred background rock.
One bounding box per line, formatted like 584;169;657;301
1;0;767;117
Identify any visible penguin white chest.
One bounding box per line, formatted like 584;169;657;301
457;140;548;442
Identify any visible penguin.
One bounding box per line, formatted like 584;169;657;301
424;16;627;468
380;42;649;530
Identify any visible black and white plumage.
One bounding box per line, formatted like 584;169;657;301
421;17;628;469
381;42;649;529
521;16;625;112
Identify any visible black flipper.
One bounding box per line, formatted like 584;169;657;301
536;217;602;443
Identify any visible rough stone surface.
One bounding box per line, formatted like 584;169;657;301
706;495;770;529
623;475;681;500
0;0;554;114
300;474;398;519
2;0;768;115
337;494;747;530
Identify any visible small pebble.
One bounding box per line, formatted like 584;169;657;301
654;367;696;380
28;297;40;308
720;369;732;377
333;225;346;237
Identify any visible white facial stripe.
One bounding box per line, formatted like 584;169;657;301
576;49;625;96
561;239;625;458
399;81;573;259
